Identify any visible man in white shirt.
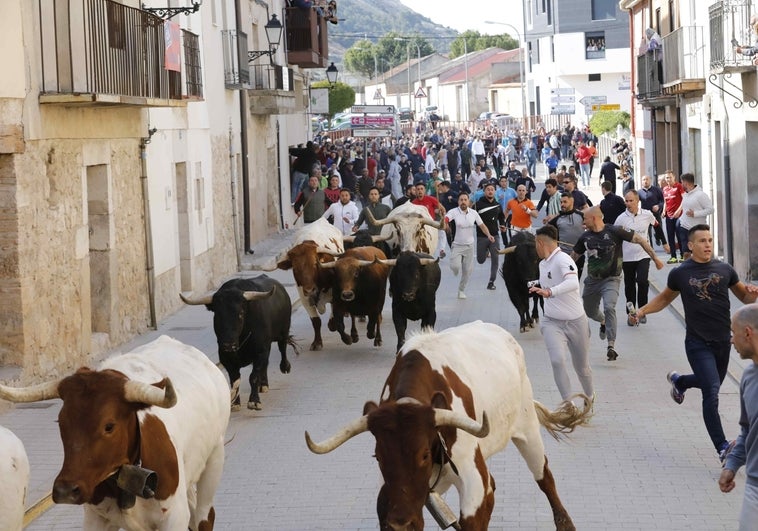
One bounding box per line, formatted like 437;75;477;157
530;225;594;402
615;189;658;324
322;188;360;236
468;164;485;191
444;192;495;299
675;172;714;260
471;136;486;167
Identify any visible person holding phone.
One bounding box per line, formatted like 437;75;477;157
734;16;758;64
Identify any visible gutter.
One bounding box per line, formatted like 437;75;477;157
139;129;158;329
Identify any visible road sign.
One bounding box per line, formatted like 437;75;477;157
414;87;427;98
373;89;383;100
579;95;607;106
351;104;396;114
350;116;396;127
550;105;575;115
599;103;621;111
550;87;575;95
550;95;575;104
352;128;395;137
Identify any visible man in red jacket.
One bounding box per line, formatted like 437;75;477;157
576;140;592;188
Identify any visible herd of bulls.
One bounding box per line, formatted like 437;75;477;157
0;203;591;531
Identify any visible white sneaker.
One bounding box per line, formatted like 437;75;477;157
458;291;467;299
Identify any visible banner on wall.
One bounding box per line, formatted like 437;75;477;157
165;21;181;72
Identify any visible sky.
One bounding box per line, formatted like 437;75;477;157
399;0;524;37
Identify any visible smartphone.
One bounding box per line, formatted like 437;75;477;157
732;37;739;46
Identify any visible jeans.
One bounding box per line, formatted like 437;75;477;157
739;483;758;531
476;236;500;283
622;259;650;311
291;171;308;203
677;336;731;451
675;219;691;257
582;276;621;344
666;216;683;259
527;152;537;178
579;163;591;187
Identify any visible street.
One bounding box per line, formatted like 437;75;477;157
2;175;750;530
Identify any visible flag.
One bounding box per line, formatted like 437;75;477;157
164;21;181;72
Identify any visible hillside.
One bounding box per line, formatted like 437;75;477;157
328;0;458;63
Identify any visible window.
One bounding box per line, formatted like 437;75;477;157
547;0;552;25
591;0;616;21
585;32;605;59
588;73;601;82
550;36;555;62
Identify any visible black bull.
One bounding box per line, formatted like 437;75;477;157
180;274;298;410
500;232;544;333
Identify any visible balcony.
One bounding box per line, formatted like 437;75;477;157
247;65;298;115
709;0;755;73
285;7;328;68
661;26;706;97
222;29;252;89
38;0;202;107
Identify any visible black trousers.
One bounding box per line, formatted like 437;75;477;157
622;258;651;311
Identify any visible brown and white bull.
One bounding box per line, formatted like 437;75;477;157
365;202;444;257
305;321;590;530
0;425;29;531
272;218;344;351
0;336;230;531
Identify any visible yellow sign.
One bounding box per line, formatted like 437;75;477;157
592;103;621;111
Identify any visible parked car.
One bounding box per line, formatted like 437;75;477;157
398;107;414;122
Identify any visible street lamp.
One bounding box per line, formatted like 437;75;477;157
394;38;422;114
485;20;527;126
247;14;284;63
325;63;339;87
142;0;202;19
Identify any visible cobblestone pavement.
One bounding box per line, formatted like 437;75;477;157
3;172;750;530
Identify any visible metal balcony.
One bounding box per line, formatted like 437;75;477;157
709;0;756;73
285;7;328;68
247;65;298;115
661;26;706;96
38;0;202;106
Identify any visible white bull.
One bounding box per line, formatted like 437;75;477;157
0;425;29;531
365;202;444;256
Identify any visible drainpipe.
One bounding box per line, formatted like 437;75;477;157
276;120;285;229
718;86;734;264
235;0;252;254
139;129;158;329
229;123;242;270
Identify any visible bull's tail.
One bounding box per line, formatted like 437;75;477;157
288;335;301;356
533;393;593;440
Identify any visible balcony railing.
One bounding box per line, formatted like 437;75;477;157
637;52;663;100
38;0;202;106
661;26;706;95
285;7;328;68
222;29;251;89
249;65;294;91
709;0;755;72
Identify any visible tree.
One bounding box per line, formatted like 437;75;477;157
344;40;377;79
343;34;436;79
449;31;518;58
311;81;356;118
589;110;631;136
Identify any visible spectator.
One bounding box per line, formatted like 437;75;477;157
675;173;714;261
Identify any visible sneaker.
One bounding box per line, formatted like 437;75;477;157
606;346;618;361
719;440;736;466
599;323;607;340
487;282;496;290
678;257;686;263
666;371;685;404
667;257;679;264
458;291;467;299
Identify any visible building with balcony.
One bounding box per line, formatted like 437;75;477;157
621;0;758;279
522;0;632;124
0;0;315;378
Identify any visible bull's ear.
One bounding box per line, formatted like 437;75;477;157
431;392;450;410
277;259;292;270
363;401;379;415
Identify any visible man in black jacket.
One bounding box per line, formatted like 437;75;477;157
599;181;626;224
475;182;506;290
289;141;319;203
638;174;667;248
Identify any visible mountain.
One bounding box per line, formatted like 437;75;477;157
328;0;459;64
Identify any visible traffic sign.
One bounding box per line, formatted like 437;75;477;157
579;95;607;106
350;116;396;127
550;87;575;95
351;105;396;114
550;95;575;104
414;87;427;98
373;89;383;100
551;105;575;115
599;103;621;111
352;128;395;137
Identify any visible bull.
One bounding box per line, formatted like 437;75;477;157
376;251;441;351
499;231;544;332
0;425;29;531
306;321;590;530
0;336;230;531
318;246;390;347
272;218;344;351
365;202;444;257
180;274;297;411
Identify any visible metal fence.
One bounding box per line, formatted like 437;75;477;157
709;0;755;71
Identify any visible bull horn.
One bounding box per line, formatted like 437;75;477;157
354;260;376;268
420;217;445;230
242;287;275;301
305;415;369;454
257;261;279;272
418;258;439;266
397;397;423;406
498;246;517;255
365;209;392;227
316;247;343;257
371;234;391;242
317;260;338;269
179;291;214;305
434;409;490;438
375;258;397;267
342;235;355;243
0;380;60;403
124;378;177;409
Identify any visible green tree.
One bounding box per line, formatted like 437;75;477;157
311;81;356;118
344;39;377;79
449;31;518;58
589;110;631;136
376;32;435;72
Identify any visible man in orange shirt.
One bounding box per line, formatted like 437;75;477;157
506;184;539;233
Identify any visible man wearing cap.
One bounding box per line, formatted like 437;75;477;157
475;181;506;290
